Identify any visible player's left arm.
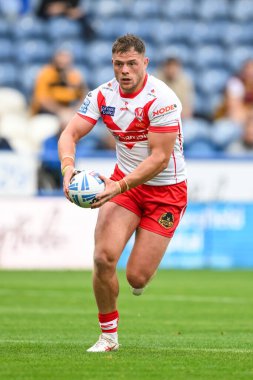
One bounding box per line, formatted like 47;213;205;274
92;131;177;208
123;130;178;186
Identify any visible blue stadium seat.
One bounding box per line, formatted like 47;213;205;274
162;0;196;20
193;45;227;69
194;92;223;118
227;46;253;72
19;64;44;97
230;0;253;21
184;139;217;156
47;18;82;41
87;41;113;67
14;16;48;40
93;17;139;40
159;44;192;66
90;65;114;89
222;23;253;46
135;19;161;43
16;39;52;64
75;64;91;88
89;0;125;18
0;64;18;87
0;18;12;38
195;68;230;95
145;43;161;66
77;135;100;153
183;118;211;146
0;0;20;17
170;20;196;44
131;0;162;18
196;0;230;20
149;20;176;44
53;40;88;64
190;21;228;45
210;119;243;150
0;39;15;61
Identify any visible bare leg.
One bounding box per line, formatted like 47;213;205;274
93;202;140;313
126;227;171;289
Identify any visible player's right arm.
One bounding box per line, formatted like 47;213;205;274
59;87;101;199
58;114;95;199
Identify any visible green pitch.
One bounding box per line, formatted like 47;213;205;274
0;270;253;380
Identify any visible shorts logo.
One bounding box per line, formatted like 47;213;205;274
135;107;144;121
101;105;115;116
79;98;90;114
158;212;174;229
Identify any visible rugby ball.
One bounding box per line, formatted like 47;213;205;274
68;170;105;208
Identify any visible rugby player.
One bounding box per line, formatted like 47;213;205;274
58;34;187;352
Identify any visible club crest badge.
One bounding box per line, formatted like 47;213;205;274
158;212;174;229
135;107;144;121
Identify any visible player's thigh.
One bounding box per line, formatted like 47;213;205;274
95;201;140;260
126;227;171;279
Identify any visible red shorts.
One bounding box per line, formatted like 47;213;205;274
109;165;187;238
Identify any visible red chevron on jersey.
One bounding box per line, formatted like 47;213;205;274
77;74;186;185
96;90;156;149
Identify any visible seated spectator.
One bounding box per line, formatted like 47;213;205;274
215;59;253;123
226;112;253;155
155;57;195;119
214;78;248;124
233;59;253;108
31;48;87;190
31;48;87;128
36;0;95;40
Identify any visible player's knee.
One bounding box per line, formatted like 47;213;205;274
94;248;116;273
126;270;148;289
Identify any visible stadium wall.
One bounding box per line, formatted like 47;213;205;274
0;155;253;269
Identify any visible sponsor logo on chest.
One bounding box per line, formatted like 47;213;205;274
101;105;116;116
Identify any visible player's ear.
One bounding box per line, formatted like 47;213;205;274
144;57;149;67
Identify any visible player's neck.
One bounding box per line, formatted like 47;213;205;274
119;73;148;99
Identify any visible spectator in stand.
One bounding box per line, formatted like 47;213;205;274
36;0;95;40
214;78;248;125
31;48;87;190
236;59;253;108
226;112;253;155
156;57;194;119
31;48;87;128
215;59;253;124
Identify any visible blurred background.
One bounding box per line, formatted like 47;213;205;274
0;0;253;270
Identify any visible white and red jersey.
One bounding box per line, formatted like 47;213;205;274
77;73;186;185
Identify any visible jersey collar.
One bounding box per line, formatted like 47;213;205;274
119;73;148;99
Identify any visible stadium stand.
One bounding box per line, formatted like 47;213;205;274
1;0;253;190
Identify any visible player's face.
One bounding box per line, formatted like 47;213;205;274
112;48;149;93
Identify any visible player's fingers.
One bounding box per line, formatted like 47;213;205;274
91;194;111;209
63;172;75;202
98;174;106;180
95;187;117;201
91;199;103;209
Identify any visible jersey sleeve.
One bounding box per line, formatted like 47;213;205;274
148;88;182;133
77;88;100;125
